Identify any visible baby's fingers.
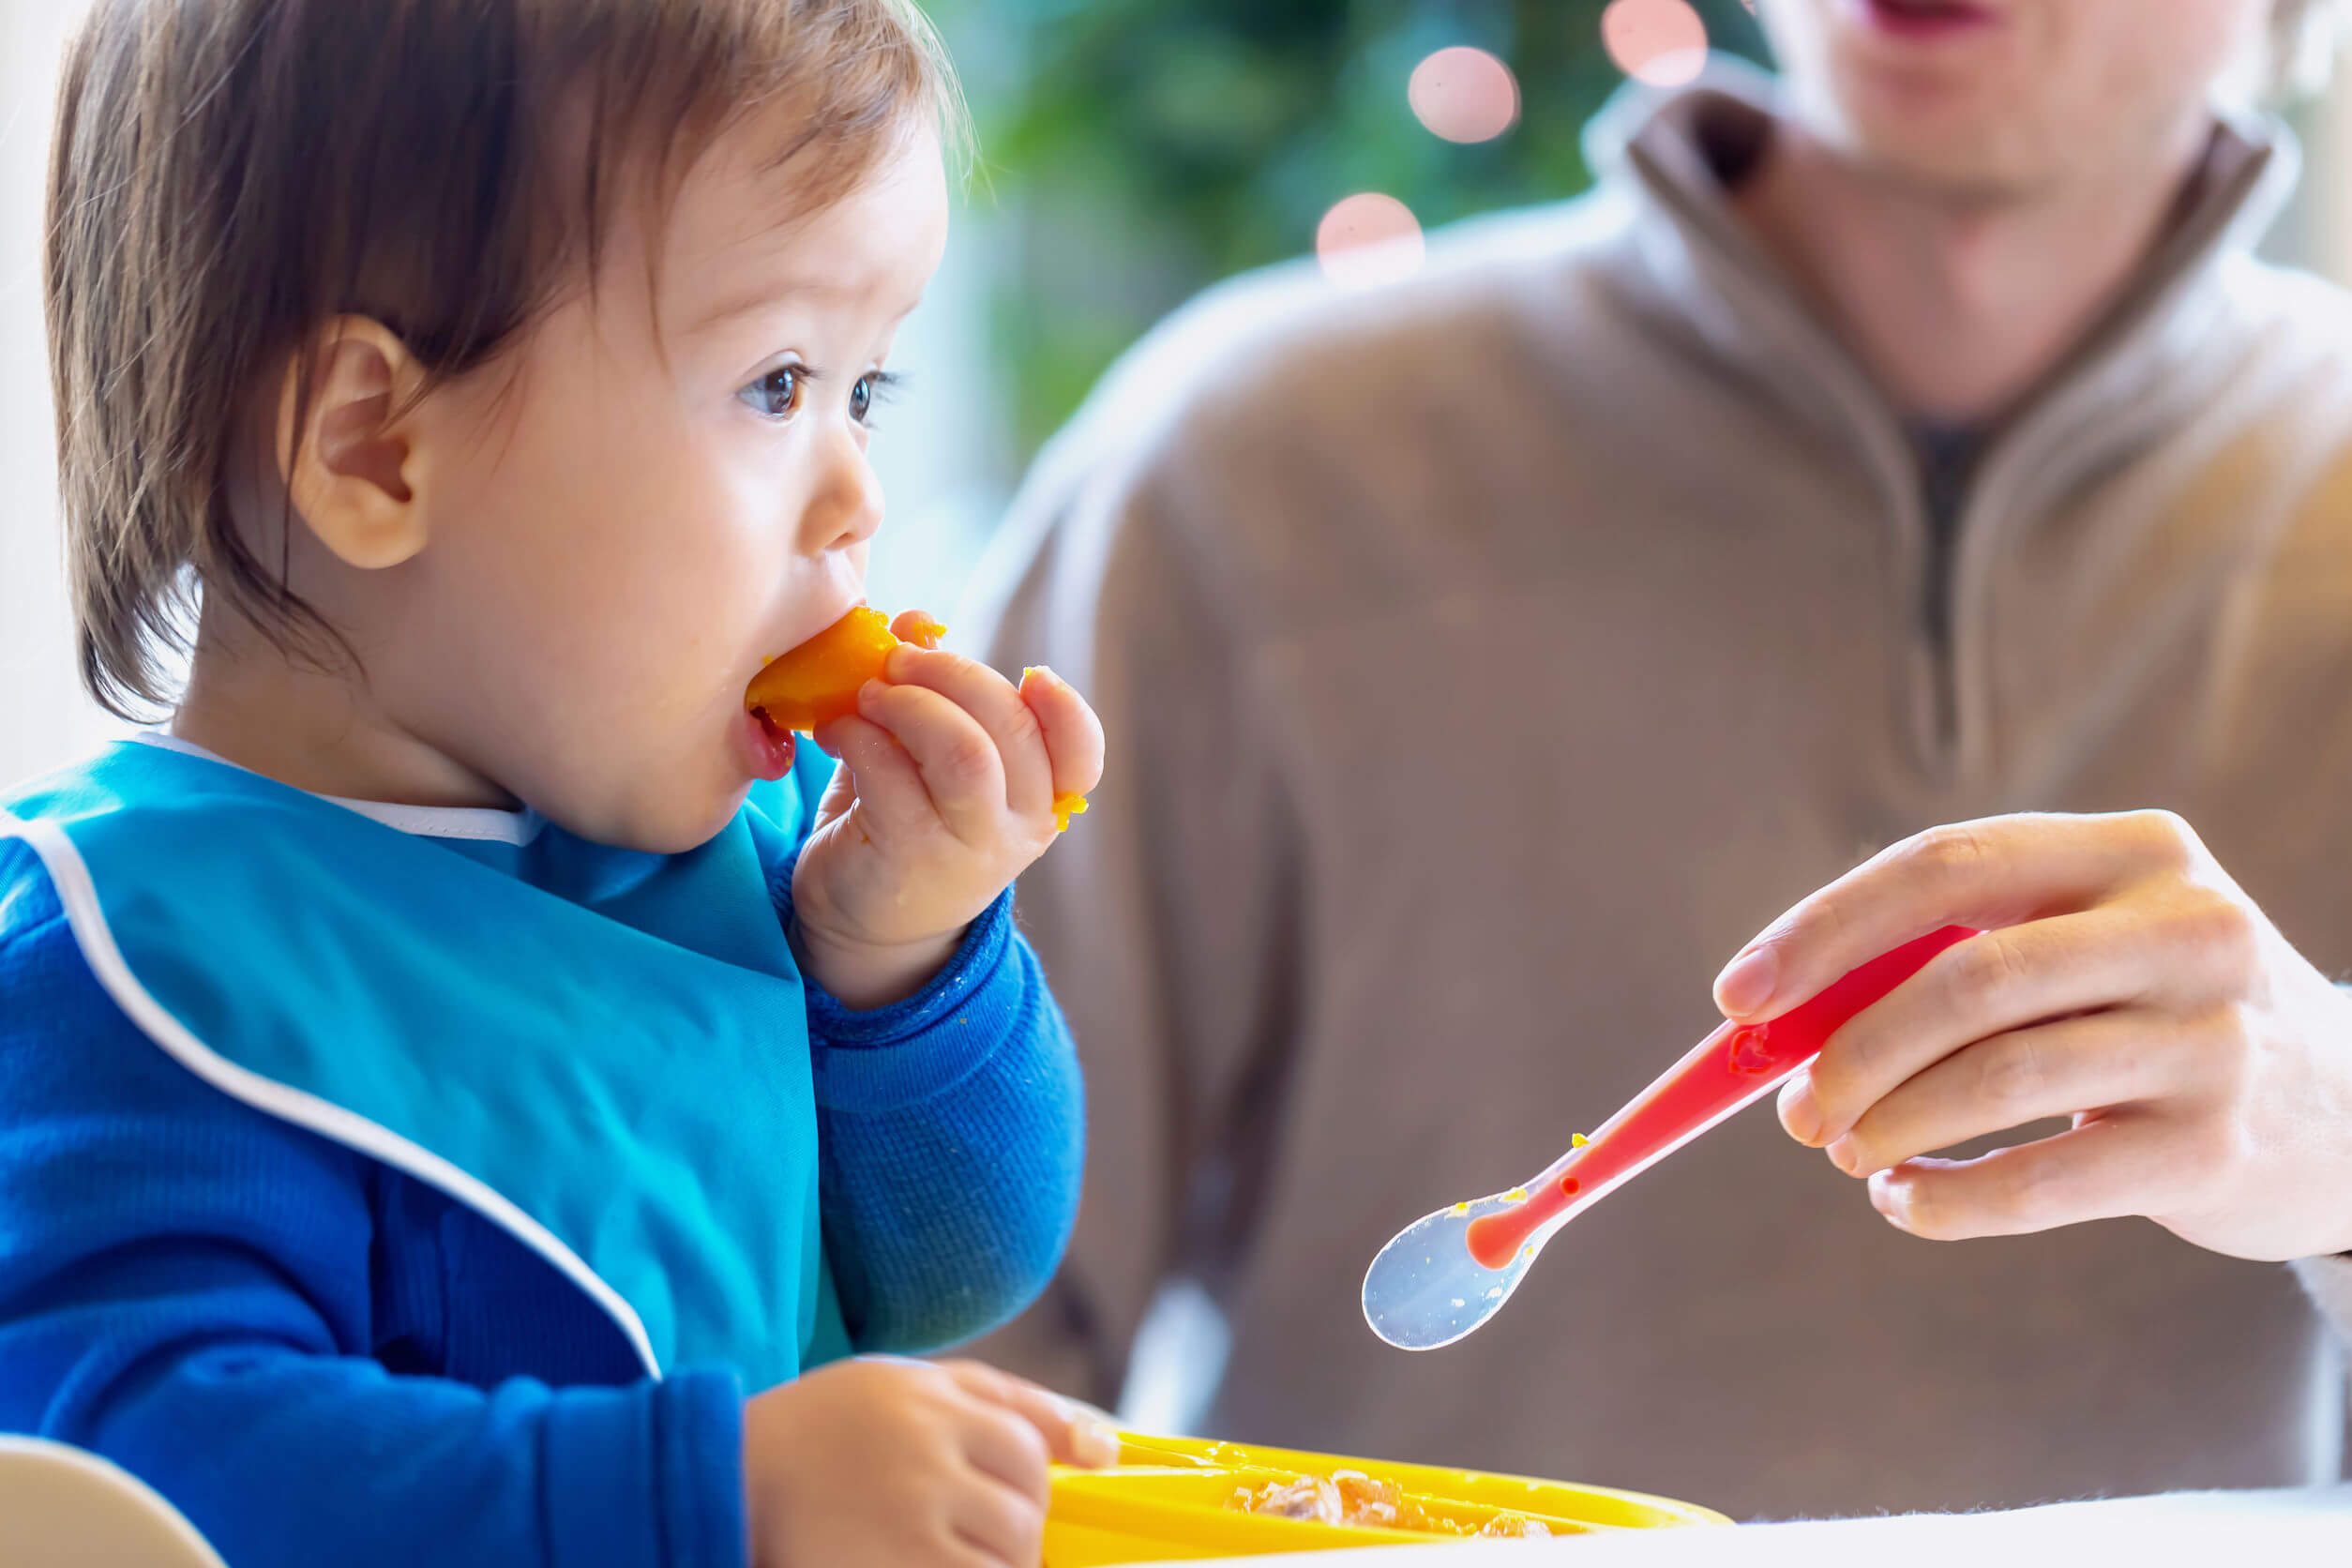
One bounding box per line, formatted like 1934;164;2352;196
890;608;950;651
939;1362;1121;1470
857;682;1008;841
884;645;1050;816
810;714;932;838
1019;667;1105;817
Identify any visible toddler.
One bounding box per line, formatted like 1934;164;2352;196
0;2;1109;1564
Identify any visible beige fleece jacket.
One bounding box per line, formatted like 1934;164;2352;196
967;68;2352;1518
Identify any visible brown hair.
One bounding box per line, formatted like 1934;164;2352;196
46;0;968;718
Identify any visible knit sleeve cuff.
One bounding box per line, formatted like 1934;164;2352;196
801;892;1030;1116
796;887;1017;1048
543;1369;745;1568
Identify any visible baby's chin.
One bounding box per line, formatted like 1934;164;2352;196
527;754;761;856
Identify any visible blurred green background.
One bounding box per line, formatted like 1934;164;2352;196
934;0;1771;455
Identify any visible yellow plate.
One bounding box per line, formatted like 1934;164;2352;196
1045;1432;1729;1563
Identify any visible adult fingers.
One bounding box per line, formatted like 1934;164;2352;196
1864;1111;2194;1241
1713;811;2211;1021
1820;1006;2208;1178
1800;904;2198;1147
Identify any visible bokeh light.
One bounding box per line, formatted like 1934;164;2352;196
1408;46;1521;144
1317;193;1425;287
1601;0;1710;88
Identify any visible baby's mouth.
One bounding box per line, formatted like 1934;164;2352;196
733;703;798;783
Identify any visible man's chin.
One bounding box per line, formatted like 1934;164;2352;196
1829;113;2053;204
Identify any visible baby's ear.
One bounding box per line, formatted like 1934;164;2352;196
277;316;431;570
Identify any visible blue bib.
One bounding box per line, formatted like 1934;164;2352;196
0;737;851;1387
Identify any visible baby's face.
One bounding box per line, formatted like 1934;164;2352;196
396;121;948;850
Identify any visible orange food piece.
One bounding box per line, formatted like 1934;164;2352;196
1051;792;1090;832
1331;1470;1405;1529
746;606;901;732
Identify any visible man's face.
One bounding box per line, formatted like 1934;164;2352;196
1756;0;2274;197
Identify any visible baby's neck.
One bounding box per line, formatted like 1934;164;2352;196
174;610;517;811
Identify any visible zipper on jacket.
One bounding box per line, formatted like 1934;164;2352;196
1910;421;1987;754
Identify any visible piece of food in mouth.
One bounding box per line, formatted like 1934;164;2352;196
746;605;903;733
747;611;1098;830
1225;1471;1549;1537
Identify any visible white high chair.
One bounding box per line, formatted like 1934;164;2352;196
0;1437;227;1567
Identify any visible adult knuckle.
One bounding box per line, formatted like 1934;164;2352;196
1896;1182;1959;1240
1978;1035;2048;1119
2178;890;2260;980
2126;808;2201;871
1822;1030;1879;1092
1948;932;2030;1011
1803;889;1854;951
1998;1159;2070;1232
1907;822;1996;888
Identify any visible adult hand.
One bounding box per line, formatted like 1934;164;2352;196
1711;811;2352;1260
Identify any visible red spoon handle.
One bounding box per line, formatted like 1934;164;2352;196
1464;925;1981;1269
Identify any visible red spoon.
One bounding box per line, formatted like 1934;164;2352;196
1362;926;1980;1350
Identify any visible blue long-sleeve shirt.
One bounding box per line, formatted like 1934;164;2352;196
0;769;1082;1567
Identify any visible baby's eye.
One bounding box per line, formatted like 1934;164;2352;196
737;365;805;420
851;372;883;426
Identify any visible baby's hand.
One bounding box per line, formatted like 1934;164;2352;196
792;611;1104;1008
743;1357;1119;1568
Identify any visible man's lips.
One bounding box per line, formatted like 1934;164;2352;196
1859;0;1998;40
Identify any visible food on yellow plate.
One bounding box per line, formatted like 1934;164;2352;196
746;606;904;733
1229;1476;1340;1525
1226;1471;1550;1538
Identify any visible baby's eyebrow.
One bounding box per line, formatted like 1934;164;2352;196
686;282;824;335
686;274;926;338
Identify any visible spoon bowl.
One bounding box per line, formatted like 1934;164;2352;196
1361;1193;1545;1351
